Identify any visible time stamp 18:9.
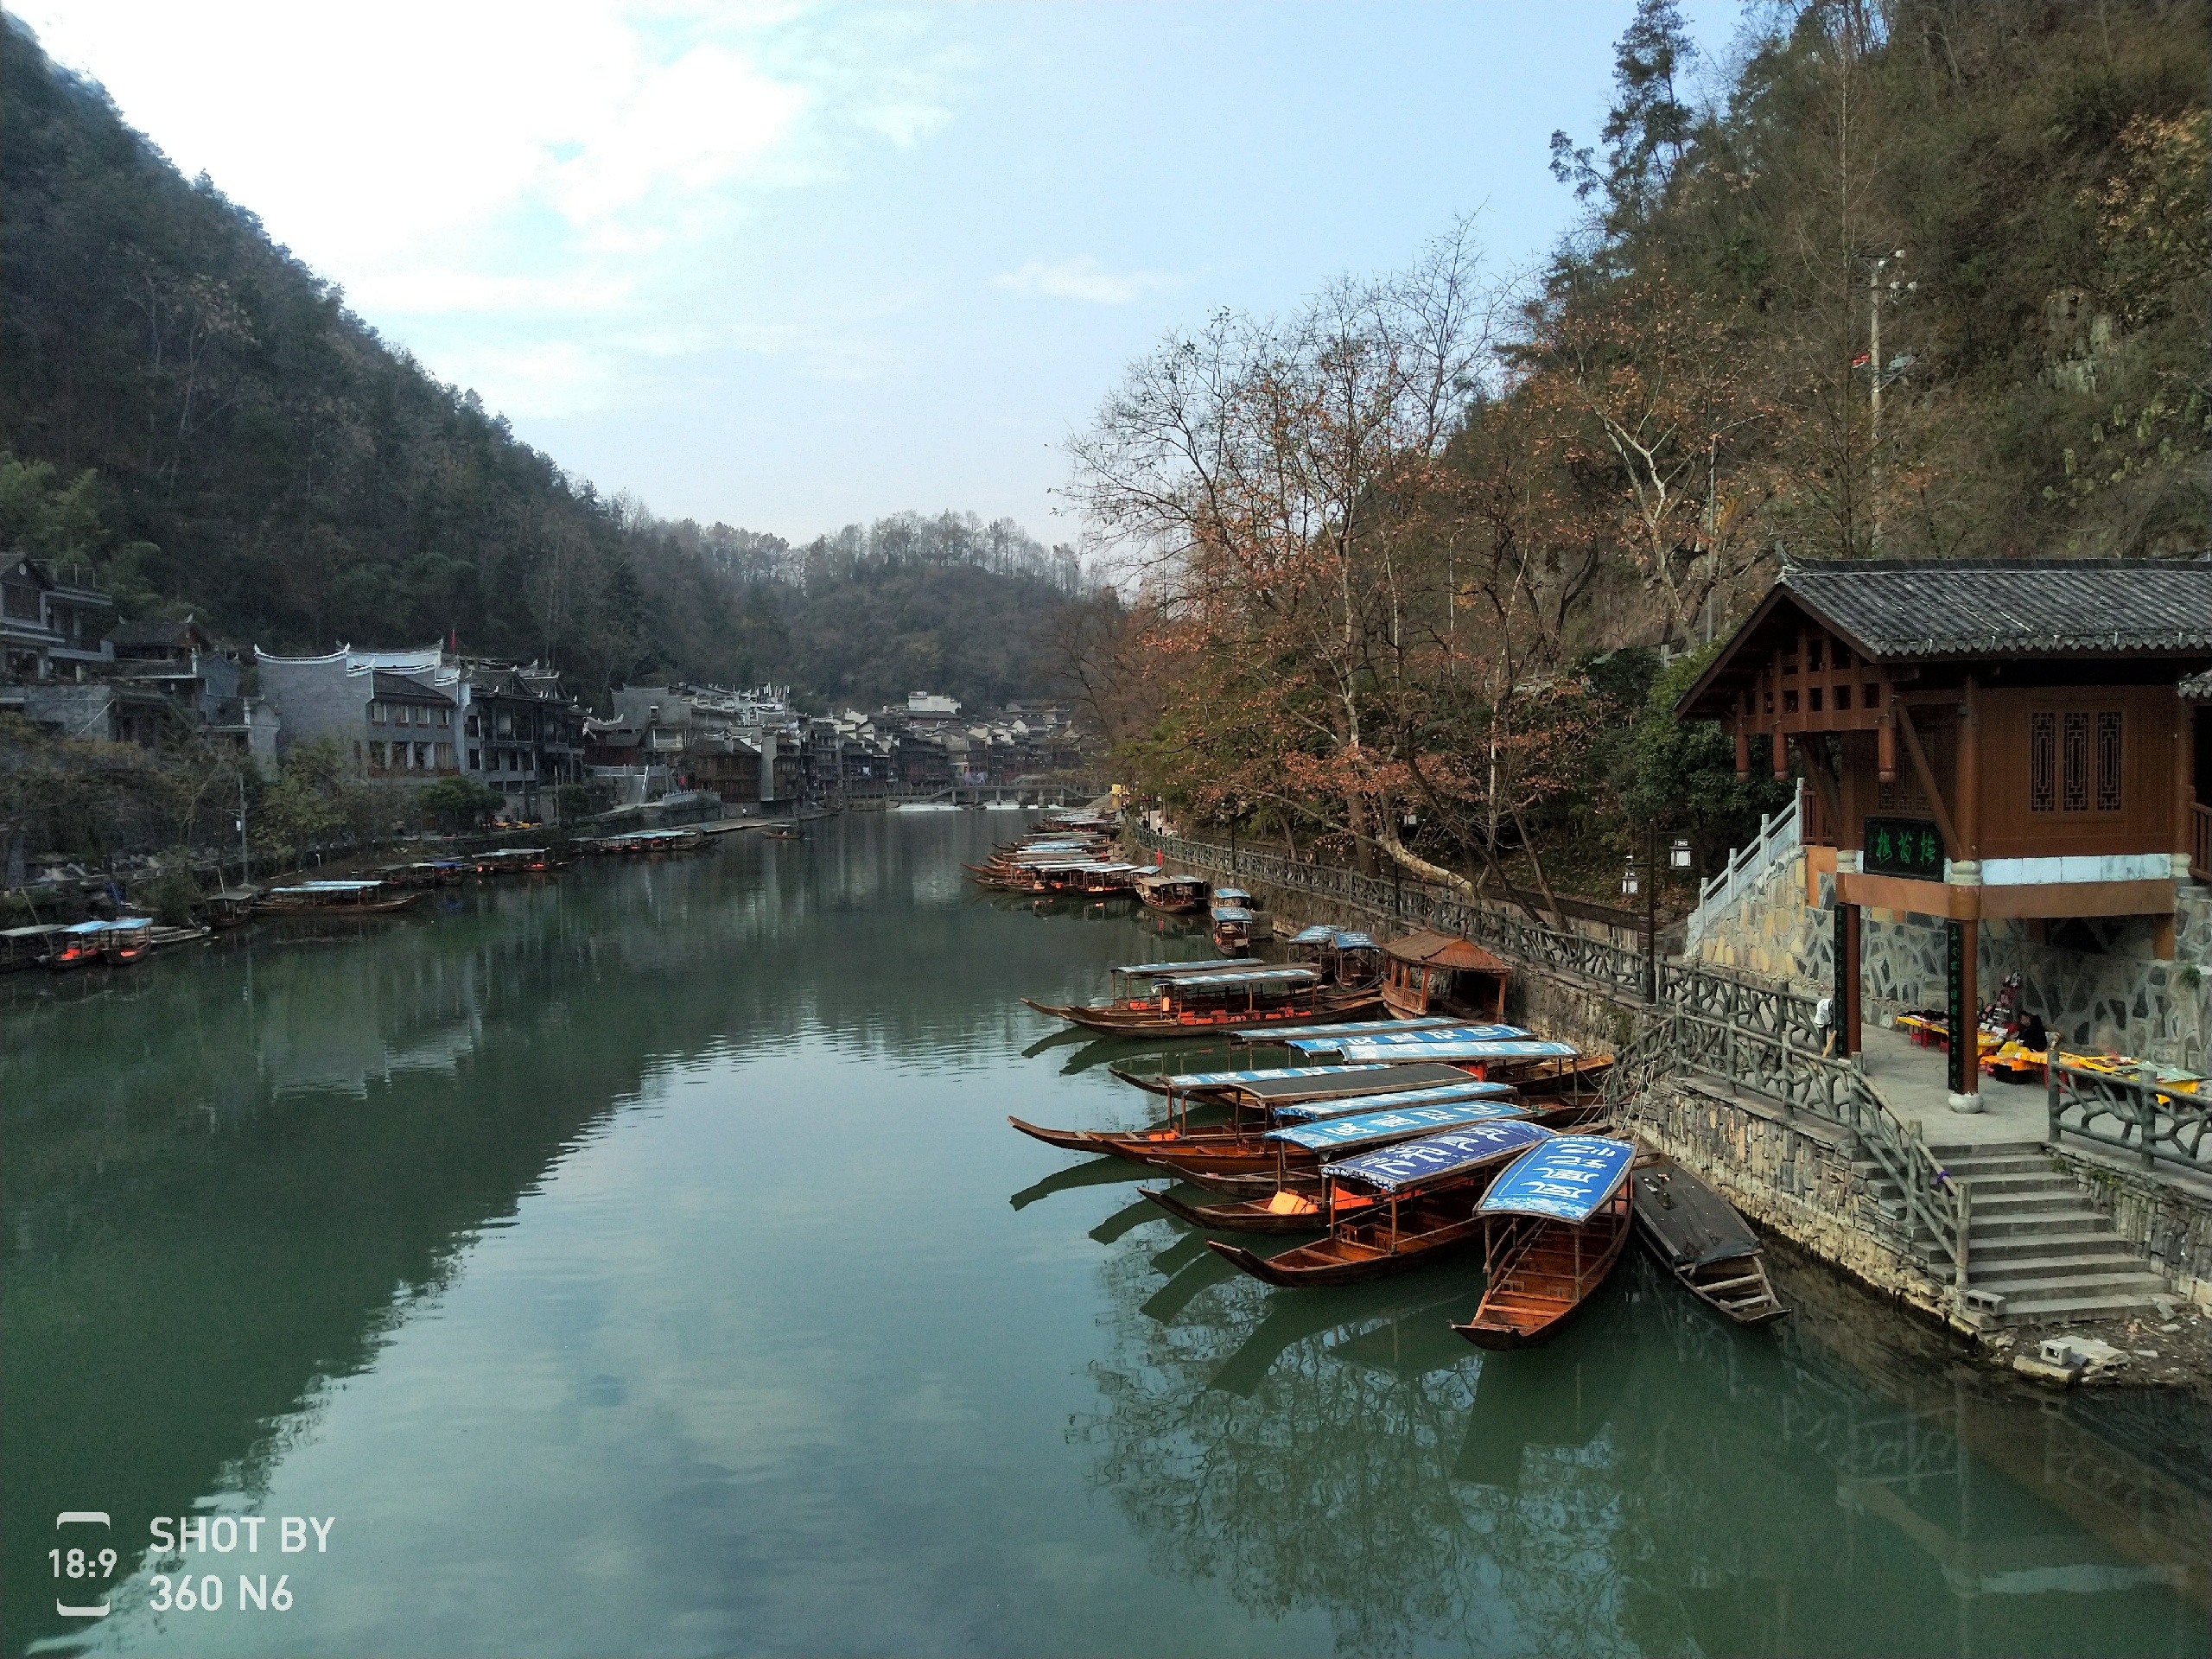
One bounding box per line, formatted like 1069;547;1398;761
50;1510;334;1619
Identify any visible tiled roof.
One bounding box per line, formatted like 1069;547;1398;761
1778;558;2212;658
2182;670;2212;702
372;671;454;703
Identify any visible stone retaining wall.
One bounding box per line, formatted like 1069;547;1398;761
1689;849;2212;1067
2055;1152;2212;1307
1630;1079;1957;1323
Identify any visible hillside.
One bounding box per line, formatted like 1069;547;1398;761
0;18;1083;709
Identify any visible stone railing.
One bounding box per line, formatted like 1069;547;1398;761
1683;782;1804;950
2049;1056;2212;1176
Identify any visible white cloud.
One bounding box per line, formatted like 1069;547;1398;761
991;257;1181;307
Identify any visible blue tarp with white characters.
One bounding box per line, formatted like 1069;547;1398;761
1269;1078;1519;1123
1320;1119;1554;1192
1268;1094;1528;1149
1231;1016;1462;1043
1478;1134;1637;1222
1331;1038;1579;1065
1153;1063;1393;1090
1285;1023;1529;1053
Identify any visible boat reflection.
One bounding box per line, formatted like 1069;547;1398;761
1078;1208;2211;1656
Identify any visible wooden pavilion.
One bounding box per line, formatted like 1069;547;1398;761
1677;558;2212;1105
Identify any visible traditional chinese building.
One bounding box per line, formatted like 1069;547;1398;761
1678;557;2212;1103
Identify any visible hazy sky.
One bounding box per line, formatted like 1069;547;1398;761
17;2;1744;548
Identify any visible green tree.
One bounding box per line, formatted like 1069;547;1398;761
420;775;503;832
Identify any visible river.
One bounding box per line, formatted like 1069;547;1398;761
4;811;2207;1656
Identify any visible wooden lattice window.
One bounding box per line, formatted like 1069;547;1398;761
2030;713;2056;812
2096;711;2123;811
2063;712;2090;811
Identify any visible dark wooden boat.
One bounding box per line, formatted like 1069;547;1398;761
1379;931;1510;1022
253;880;424;916
762;829;805;841
205;887;263;927
1026;964;1380;1035
1630;1160;1789;1326
0;923;67;971
1455;1134;1638;1349
1286;925;1384;989
1208;1119;1557;1287
102;918;155;964
149;923;213;950
1135;872;1209;912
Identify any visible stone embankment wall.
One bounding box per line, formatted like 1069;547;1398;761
1630;1078;1956;1319
2056;1151;2212;1306
1689;848;2212;1067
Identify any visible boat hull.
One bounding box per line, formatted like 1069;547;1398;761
1208;1209;1488;1287
1139;1186;1328;1235
1454;1198;1632;1349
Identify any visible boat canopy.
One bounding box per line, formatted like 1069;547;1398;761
1332;1037;1580;1065
1285;1023;1529;1053
1210;906;1255;922
1164;966;1319;992
1334;931;1377;950
1268;1094;1528;1151
1230;1016;1464;1044
1211;887;1254;902
1321;1119;1555;1192
1479;1135;1637;1222
1116;960;1239;978
1287;925;1335;946
1152;1063;1394;1090
1230;1062;1482;1106
1269;1078;1522;1129
1;923;68;939
1287;925;1378;950
271;880;385;893
60;919;113;935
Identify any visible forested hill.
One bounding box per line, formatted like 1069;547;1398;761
0;18;1084;710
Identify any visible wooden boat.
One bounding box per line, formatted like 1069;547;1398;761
204;887;263;927
1224;1015;1466;1046
1313;1033;1613;1097
46;920;114;969
253;880;424;916
1209;1119;1558;1287
761;829;805;842
1380;931;1510;1022
1135;872;1209;913
1455;1134;1638;1349
1210;889;1271;939
1286;925;1383;988
1141;1096;1543;1233
1025;963;1380;1035
1630;1160;1788;1326
1008;1064;1493;1162
1109;1059;1408;1099
0;923;68;972
149;923;213;950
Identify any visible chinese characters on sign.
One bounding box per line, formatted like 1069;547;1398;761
1862;815;1945;879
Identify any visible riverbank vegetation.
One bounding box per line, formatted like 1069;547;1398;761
1069;0;2209;916
0;17;1085;710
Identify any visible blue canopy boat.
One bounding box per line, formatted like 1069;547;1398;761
1209;1119;1557;1286
1456;1134;1639;1349
1283;1023;1531;1053
1140;1094;1535;1232
1022;960;1378;1035
1228;1014;1464;1045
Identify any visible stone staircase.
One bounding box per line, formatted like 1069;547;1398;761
1857;1139;2171;1326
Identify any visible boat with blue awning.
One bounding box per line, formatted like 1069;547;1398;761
1283;1024;1531;1053
1139;1094;1535;1233
1329;1035;1612;1096
1208;1119;1558;1287
1007;1065;1498;1171
1021;957;1379;1035
1456;1134;1640;1349
1227;1015;1463;1045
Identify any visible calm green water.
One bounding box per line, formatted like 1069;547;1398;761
4;812;2207;1657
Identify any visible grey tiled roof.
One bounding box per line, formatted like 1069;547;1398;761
1781;558;2212;658
2182;669;2212;701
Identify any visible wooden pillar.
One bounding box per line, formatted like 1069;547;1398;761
1957;677;1980;863
1835;901;1861;1059
1947;918;1980;1105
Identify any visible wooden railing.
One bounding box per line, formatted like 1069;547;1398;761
2049;1056;2212;1175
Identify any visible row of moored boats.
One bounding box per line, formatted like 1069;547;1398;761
999;817;1790;1344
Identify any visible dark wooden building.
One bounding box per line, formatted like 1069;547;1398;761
1678;558;2212;1099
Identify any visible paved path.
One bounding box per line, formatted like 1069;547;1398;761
1850;1024;2051;1143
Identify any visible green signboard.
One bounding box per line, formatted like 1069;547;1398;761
1863;816;1944;879
1946;919;1972;1096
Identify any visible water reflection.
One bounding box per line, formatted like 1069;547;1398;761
1081;1211;2211;1657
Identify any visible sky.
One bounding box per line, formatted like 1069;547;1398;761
15;2;1746;549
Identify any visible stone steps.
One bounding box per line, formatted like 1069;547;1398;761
1853;1140;2169;1325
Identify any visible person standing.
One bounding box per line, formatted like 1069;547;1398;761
1815;992;1835;1058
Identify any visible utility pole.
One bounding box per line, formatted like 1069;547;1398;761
237;766;250;886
